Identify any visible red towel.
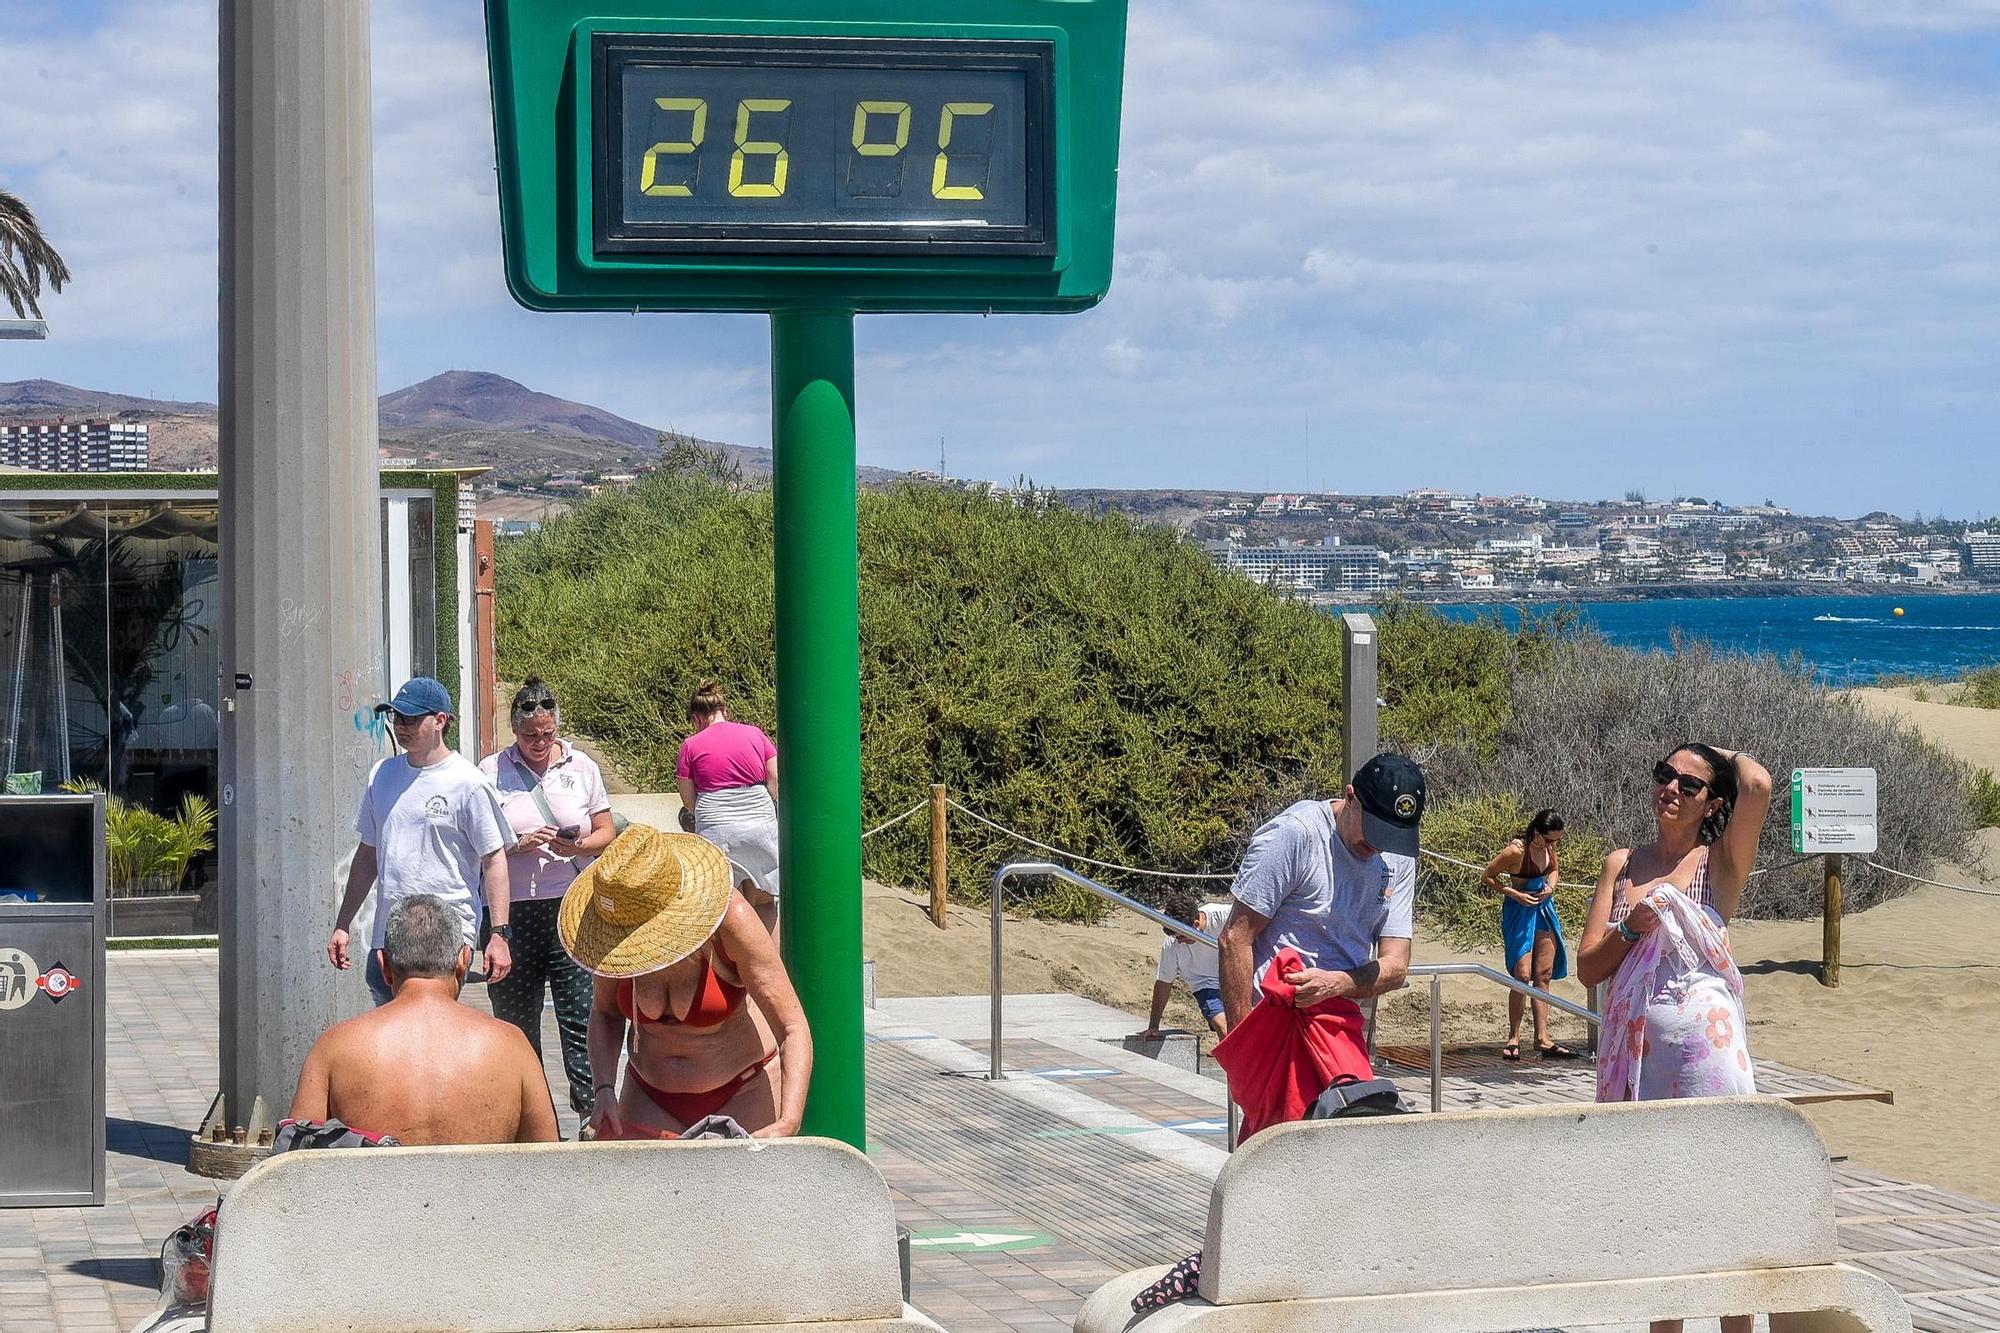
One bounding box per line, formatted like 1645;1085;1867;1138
1211;946;1374;1141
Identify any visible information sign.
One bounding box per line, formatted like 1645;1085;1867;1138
1791;768;1878;855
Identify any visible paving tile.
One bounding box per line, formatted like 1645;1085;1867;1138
5;953;1997;1333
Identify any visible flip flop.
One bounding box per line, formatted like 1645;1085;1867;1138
1537;1043;1579;1060
1500;1041;1522;1062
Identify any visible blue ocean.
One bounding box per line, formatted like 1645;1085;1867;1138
1425;593;2000;685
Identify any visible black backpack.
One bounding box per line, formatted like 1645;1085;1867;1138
1305;1073;1410;1119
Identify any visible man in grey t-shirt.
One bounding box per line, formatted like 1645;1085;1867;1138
1219;753;1427;1031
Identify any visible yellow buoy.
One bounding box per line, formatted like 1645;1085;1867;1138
1893;606;1905;617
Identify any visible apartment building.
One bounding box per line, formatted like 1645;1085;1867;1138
1204;539;1395;592
0;419;149;473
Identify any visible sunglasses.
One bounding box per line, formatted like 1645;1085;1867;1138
516;698;558;713
1652;761;1709;797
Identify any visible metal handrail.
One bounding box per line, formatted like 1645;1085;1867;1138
988;860;1603;1122
989;861;1217;1081
1403;963;1600;1113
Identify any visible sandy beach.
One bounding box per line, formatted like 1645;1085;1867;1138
863;688;2000;1201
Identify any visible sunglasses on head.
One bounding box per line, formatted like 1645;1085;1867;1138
516;698;558;713
1652;761;1709;797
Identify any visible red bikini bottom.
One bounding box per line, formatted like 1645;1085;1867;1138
625;1050;776;1127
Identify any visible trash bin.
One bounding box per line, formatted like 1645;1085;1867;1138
0;792;106;1207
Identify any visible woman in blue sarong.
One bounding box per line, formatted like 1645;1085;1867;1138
1482;809;1576;1061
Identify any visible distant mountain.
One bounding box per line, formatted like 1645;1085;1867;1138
379;370;659;452
0;378;214;417
0;372;902;484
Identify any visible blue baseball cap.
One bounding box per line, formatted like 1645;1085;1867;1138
377;676;453;718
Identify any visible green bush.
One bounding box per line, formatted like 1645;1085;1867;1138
1375;600;1581;761
1974;769;2000;828
1416;792;1613;948
1962;665;2000;710
500;472;1356;915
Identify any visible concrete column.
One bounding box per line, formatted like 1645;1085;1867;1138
1340;612;1379;778
215;0;383;1141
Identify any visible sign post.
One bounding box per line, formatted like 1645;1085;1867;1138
1792;768;1878;989
770;308;865;1143
484;0;1129;1146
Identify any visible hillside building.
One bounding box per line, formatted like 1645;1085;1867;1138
1964;532;2000;574
0;419;148;472
1204;538;1394;593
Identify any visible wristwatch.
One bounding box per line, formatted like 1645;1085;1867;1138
492;923;513;943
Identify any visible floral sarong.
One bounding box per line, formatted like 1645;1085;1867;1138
1597;868;1755;1103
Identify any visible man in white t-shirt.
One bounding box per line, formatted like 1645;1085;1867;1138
1138;894;1233;1038
327;677;515;1006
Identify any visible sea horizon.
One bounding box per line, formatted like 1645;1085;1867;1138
1350;592;2000;685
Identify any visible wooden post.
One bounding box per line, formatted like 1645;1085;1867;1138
929;783;949;930
473;520;498;759
1822;853;1843;987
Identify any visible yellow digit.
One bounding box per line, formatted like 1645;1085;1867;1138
852;100;911;156
729;98;793;198
932;102;994;200
639;97;706;198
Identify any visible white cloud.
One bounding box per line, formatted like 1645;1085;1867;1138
5;0;2000;511
0;1;216;342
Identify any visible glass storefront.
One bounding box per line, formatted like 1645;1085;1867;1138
0;479;464;933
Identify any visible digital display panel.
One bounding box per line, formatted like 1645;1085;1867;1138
593;35;1054;257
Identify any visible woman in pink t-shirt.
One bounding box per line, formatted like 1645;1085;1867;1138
675;680;780;933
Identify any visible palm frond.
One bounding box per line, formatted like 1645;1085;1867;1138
0;188;73;319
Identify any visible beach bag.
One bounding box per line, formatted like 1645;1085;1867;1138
1306;1073;1410;1120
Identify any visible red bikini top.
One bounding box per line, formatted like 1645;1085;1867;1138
616;948;746;1028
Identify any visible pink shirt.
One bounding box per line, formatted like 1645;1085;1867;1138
676;720;777;794
480;741;611;901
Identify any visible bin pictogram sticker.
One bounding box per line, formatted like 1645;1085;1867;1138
0;948;39;1010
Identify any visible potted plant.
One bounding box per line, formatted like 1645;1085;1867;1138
62;782;216;935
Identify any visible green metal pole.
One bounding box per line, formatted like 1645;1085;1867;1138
770;308;865;1147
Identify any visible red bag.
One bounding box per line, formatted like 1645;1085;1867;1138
1211;946;1374;1142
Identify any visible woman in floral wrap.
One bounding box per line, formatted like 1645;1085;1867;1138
1578;741;1772;1333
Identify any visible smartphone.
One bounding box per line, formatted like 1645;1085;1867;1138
556;824;581;841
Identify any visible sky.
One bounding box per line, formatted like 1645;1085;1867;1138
3;0;1999;517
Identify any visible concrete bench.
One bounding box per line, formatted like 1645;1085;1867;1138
1074;1097;1912;1333
205;1137;947;1333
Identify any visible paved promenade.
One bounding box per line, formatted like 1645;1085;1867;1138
5;953;1999;1332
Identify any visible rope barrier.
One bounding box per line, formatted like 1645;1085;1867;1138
1424;852;1816;880
945;798;1237;880
865;789;2000;902
1861;858;2000;899
859;801;927;841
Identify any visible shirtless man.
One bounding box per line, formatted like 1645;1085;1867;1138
290;894;559;1145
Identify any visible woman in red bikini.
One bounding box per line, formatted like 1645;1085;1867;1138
558;824;812;1139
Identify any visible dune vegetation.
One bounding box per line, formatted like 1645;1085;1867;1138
497;454;1976;924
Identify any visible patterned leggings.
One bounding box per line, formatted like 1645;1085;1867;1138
487;897;597;1114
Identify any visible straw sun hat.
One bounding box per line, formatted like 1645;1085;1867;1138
558;825;735;978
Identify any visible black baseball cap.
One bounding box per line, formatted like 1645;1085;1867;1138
1351;753;1426;857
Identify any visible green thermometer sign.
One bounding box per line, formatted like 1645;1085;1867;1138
484;0;1127;1151
487;1;1127;313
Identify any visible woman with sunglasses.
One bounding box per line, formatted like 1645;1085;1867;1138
1578;743;1771;1333
479;677;617;1127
